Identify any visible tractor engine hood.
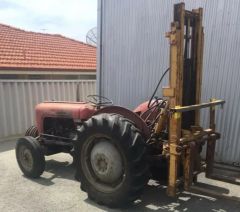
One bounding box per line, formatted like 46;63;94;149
36;101;96;120
35;101;96;133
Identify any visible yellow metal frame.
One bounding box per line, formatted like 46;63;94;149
162;3;225;196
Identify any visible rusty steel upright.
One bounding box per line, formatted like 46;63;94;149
163;3;224;197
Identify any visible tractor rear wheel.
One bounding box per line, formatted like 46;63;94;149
74;113;149;208
16;136;45;178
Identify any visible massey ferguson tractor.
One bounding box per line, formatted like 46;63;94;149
16;3;225;208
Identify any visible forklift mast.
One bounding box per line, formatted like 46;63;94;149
163;3;225;196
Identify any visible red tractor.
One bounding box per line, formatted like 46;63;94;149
16;3;225;208
16;95;154;206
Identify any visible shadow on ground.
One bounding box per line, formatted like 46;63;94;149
2;139;239;211
28;159;76;186
84;183;240;212
1;139;76;186
0;139;17;153
28;158;240;212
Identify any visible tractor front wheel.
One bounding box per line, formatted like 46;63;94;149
16;136;45;178
74;113;149;208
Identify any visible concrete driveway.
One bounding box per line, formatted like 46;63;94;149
0;139;240;212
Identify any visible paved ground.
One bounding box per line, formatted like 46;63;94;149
0;139;240;212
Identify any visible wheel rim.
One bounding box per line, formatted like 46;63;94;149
18;146;33;172
90;140;123;183
81;135;125;193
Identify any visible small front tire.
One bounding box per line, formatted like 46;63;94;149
16;136;45;178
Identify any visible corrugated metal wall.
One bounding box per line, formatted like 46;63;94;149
98;0;240;164
0;80;96;140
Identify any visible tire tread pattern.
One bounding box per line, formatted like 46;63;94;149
25;126;39;138
74;113;149;208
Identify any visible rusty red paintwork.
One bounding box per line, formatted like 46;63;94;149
35;102;96;133
134;100;161;122
94;105;150;138
35;101;151;137
133;101;149;114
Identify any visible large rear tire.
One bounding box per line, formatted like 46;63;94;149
16;136;45;178
74;113;149;208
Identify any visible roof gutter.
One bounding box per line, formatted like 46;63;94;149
0;70;96;75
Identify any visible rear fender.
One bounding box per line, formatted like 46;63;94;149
94;106;150;138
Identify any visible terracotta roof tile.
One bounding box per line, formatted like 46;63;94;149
0;23;96;72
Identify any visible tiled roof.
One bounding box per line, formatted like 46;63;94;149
0;23;96;72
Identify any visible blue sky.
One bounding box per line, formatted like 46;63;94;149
0;0;97;42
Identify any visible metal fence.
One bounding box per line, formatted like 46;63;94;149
0;80;96;140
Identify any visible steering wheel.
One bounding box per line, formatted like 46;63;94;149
87;95;113;106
